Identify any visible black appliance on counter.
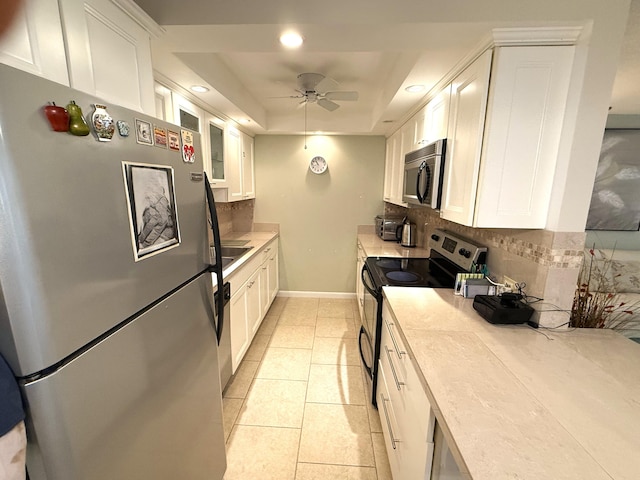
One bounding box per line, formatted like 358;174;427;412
359;229;487;407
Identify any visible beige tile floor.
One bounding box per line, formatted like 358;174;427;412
222;297;393;480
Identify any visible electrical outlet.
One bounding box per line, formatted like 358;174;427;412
503;275;518;293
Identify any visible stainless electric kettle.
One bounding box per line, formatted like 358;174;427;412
400;222;416;247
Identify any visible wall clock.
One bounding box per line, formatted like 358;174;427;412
309;155;328;174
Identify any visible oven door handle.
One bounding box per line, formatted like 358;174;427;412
358;326;373;377
361;264;380;299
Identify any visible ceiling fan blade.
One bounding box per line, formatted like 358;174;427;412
297;73;325;92
315;75;339;93
317;98;340;112
268;94;304;99
324;91;359;101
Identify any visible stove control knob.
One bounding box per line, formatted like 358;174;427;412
431;234;440;241
459;248;471;258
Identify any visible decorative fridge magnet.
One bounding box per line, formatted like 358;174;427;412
167;130;180;151
135;119;153;146
66;101;90;136
43;102;69;132
116;120;130;137
154;126;168;148
91;104;115;142
180;129;195;163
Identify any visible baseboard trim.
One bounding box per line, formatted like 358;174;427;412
277;291;356;299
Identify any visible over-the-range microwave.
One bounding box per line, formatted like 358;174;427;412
402;138;446;209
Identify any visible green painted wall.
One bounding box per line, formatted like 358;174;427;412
253;135;385;293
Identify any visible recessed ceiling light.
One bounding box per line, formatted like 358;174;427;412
190;85;209;93
405;85;425;93
280;32;303;48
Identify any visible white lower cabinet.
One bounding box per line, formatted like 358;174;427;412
230;282;250;371
378;303;435;480
229;238;279;372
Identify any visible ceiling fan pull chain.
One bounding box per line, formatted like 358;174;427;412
304;101;308;149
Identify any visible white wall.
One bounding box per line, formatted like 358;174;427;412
253;135;385;293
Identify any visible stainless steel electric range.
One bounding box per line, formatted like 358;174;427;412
359;229;487;407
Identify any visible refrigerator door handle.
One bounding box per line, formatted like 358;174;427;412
204;173;225;344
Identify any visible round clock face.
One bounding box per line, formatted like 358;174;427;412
309;156;328;174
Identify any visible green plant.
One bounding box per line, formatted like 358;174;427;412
570;246;640;332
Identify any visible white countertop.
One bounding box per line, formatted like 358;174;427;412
218;231;279;279
382;286;640;480
358;232;430;258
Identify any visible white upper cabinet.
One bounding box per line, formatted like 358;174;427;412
226;126;243;201
0;0;68;85
383;129;406;207
440;50;493;226
223;127;255;202
241;132;255;199
440;46;574;228
423;86;451;144
58;0;155;114
206;116;226;185
0;0;156;114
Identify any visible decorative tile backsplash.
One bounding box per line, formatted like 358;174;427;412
384;202;585;326
384;203;584;269
215;199;255;235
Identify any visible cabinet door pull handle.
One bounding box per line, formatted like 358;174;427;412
262;266;267;270
386;321;406;359
385;346;405;391
379;393;400;449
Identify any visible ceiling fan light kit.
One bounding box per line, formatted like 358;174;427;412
289;72;359;112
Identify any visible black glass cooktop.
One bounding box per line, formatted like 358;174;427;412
364;254;461;290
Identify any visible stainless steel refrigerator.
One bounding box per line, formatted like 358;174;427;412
0;64;227;480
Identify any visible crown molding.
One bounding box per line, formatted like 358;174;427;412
491;26;584;46
110;0;165;38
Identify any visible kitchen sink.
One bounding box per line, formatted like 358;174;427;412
220;246;253;257
221;239;251;247
211;245;253;270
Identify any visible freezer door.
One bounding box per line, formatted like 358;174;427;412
0;64;210;375
22;274;226;480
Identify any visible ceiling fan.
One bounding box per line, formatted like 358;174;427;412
284;73;359;111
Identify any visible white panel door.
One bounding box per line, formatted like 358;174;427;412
241;132;255;199
230;285;249;373
0;0;68;85
440;50;492;226
425;85;451;143
226;127;243;201
58;0;154;114
475;46;574;228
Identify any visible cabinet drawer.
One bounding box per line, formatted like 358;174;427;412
381;304;434;439
262;238;278;263
377;359;402;478
378;349;434;480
